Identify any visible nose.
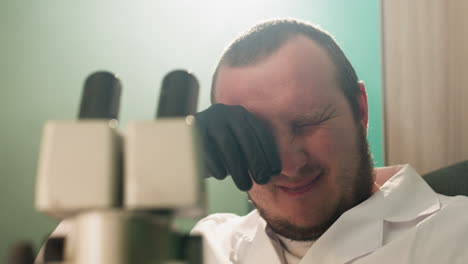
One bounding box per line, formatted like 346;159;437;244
276;133;308;177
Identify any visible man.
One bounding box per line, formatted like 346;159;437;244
192;18;468;263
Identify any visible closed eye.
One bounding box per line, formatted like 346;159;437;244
291;105;337;134
293;118;328;133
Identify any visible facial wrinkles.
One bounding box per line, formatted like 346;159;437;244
274;104;339;180
290;105;338;133
247;92;338;133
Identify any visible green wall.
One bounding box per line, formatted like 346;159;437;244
0;0;382;260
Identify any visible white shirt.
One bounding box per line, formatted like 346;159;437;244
274;233;314;264
191;164;468;264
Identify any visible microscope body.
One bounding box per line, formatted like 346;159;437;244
35;118;206;264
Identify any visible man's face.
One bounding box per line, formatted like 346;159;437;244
214;36;374;240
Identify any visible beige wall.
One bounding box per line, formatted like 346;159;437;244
382;0;468;174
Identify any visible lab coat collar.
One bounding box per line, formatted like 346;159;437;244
300;164;441;263
228;164;435;264
235;213;283;264
378;164;441;222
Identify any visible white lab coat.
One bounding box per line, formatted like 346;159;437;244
191;165;468;264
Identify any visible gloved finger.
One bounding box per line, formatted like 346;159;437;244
201;137;228;180
210;127;252;191
242;110;282;183
195;119;228;179
227;106;273;185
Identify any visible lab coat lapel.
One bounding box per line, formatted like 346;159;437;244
241;221;283;264
301;193;385;264
301;165;441;264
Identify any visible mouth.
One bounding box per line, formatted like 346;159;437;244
276;170;323;196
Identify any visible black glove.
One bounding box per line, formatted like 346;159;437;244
195;104;281;191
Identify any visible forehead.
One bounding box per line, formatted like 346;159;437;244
214;36;339;112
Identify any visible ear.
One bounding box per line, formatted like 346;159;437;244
357;81;369;134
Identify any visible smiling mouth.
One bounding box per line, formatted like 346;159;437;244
277;170;323;196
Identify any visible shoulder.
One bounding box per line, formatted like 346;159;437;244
356;195;468;263
419;194;468;235
191;210;263;239
436;194;468;220
437;193;468;207
410;194;468;262
190;210;264;263
192;213;243;231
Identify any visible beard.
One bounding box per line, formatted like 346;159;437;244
249;125;375;241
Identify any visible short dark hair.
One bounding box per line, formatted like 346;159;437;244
211;18;361;120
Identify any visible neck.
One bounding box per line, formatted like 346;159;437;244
372;165;404;192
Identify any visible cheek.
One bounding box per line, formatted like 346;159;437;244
304;118;357;157
302;125;359;174
302;129;345;162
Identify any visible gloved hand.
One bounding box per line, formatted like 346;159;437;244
194;104;281;191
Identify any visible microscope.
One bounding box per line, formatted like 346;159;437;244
19;70;207;264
